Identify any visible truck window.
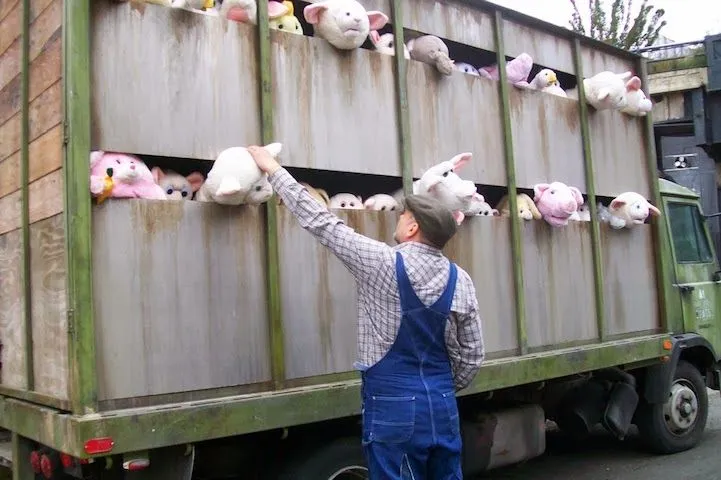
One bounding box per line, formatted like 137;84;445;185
667;202;713;263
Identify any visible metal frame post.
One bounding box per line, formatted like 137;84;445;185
493;11;528;355
390;0;413;195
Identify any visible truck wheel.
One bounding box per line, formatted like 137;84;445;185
277;437;368;480
636;360;708;454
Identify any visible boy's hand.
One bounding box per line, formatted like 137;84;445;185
247;146;282;175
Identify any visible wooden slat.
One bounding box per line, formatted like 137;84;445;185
511;87;586;193
407;63;506;185
30;214;68;399
0;1;20;23
522;221;597;349
401;0;494;51
0;169;63;235
0;125;62;199
0;228;26;389
445;216;517;355
502;18;574;74
277;208;397;379
580;44;635;79
271;31;400;176
90;1;261;160
92;200;272;400
601;224;659;337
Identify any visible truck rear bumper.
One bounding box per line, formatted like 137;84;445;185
0;334;670;459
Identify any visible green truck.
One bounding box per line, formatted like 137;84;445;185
1;0;720;478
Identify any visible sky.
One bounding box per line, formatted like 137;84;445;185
486;0;721;43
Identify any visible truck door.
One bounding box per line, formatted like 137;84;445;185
665;199;721;354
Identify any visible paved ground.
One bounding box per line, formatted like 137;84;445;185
484;389;721;480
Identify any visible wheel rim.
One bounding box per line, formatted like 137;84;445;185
663;379;699;436
327;465;369;480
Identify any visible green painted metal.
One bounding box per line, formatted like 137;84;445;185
648;54;707;74
12;433;34;480
572;38;606;342
390;0;413;195
20;0;33;392
62;0;97;414
493;11;527;355
256;0;285;389
0;334;669;458
659;178;699;199
639;59;672;334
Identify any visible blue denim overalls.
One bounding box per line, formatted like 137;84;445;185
361;252;463;479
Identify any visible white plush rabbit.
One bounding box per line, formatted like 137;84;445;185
303;0;388;50
329;193;364;209
368;31;410;59
364;193;400;211
454;62;480;76
582;71;632;111
414;153;478;225
620;76;653;117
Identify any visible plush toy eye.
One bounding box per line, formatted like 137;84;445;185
442;171;450;177
390;206;396;211
255;185;262;192
388;41;394;48
341;202;347;207
550;190;556;194
278;24;283;29
345;11;350;15
381;206;386;211
166;188;173;195
350;202;356;207
181;190;188;198
116;159;121;164
106;167;114;177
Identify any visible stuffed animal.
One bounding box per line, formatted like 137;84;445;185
90;151;167;201
217;0;258;23
151;167;205;201
579;71;632;111
269;1;303;35
496;193;542;220
603;192;661;229
303;182;331;207
620;76;652;117
597;202;625;229
170;0;214;11
462;193;498;217
329;193;364;209
569;203;591;222
454;62;480;76
195;143;279;205
364;193;399;211
414;153;478;225
303;0;388;50
530;69;567;97
368;31;410;59
479;53;533;87
533;181;584;227
406;35;455;76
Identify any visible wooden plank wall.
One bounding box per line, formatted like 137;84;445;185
0;0;67;400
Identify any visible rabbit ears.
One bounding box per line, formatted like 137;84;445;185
303;1;388;30
449;152;472;171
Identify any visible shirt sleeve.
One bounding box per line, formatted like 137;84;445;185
450;277;485;391
268;168;393;281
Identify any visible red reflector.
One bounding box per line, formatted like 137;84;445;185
60;453;74;468
40;454;55;479
123;459;150;471
84;437;115;455
29;451;42;473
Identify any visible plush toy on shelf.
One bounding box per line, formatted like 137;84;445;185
303;0;388;50
601;192;661;229
569;203;591;222
533;181;584;227
329;193;365;209
90;151;167;202
170;0;214;11
620;76;653;117
218;0;259;23
454;62;480;76
579;70;633;111
368;31;410;59
462;193;498;217
407;35;455;76
479;53;534;88
364;194;400;211
496;193;542;220
151;167;205;200
269;1;303;35
530;69;567;97
414;153;478;225
196;144;280;205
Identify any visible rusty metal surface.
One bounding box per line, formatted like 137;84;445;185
580;44;636;80
402;0;494;50
91;200;272;400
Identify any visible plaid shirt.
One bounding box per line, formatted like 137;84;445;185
269;168;485;390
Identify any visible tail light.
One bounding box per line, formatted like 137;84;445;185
29;450;42;473
60;453;74;468
40;451;60;479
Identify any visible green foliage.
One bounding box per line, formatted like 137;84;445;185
569;0;668;50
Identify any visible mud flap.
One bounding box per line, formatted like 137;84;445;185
126;444;194;480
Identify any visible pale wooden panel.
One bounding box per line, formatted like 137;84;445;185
271;32;400;176
0;1;20;23
407;63;505;186
401;0;494;51
589;110;651;199
601;224;659;337
278;208;398;379
90;1;260;160
581;45;635;78
502;19;574;74
0;229;26;389
511;87;585;193
0;169;63;235
30;214;68;399
523;221;597;348
651;92;685;122
0;125;62;199
92;200;271;400
444;216;517;355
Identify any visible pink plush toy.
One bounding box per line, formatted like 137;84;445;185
479;53;533;87
533;181;584;227
90;151;167;201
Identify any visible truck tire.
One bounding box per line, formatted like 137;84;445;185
636;360;708;454
277;437;368;480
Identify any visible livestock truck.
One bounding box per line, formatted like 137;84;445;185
1;0;720;478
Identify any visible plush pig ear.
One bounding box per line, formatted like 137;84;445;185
303;2;329;24
610;198;626;209
364;197;376;209
263;142;283;157
648;203;661;216
186;172;205;193
626;76;642;91
450;152;472;171
90;151;105;168
491;209;500;216
617;71;633;81
533;183;550;201
366;11;388;31
369;30;381;45
569;186;584;205
268;1;290;19
151;166;164;184
472;192;485;203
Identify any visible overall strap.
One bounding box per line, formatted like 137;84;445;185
395;252;424;310
430;261;458;314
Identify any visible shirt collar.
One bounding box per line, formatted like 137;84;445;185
398;241;443;257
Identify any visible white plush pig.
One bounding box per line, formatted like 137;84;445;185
368;31;410;59
569;203;591;221
581;71;632;111
620;76;653;117
364;193;399;211
329;193;364;209
414;153;478;225
604;192;661;229
455;62;480;76
303;0;388;50
195;143;279;205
